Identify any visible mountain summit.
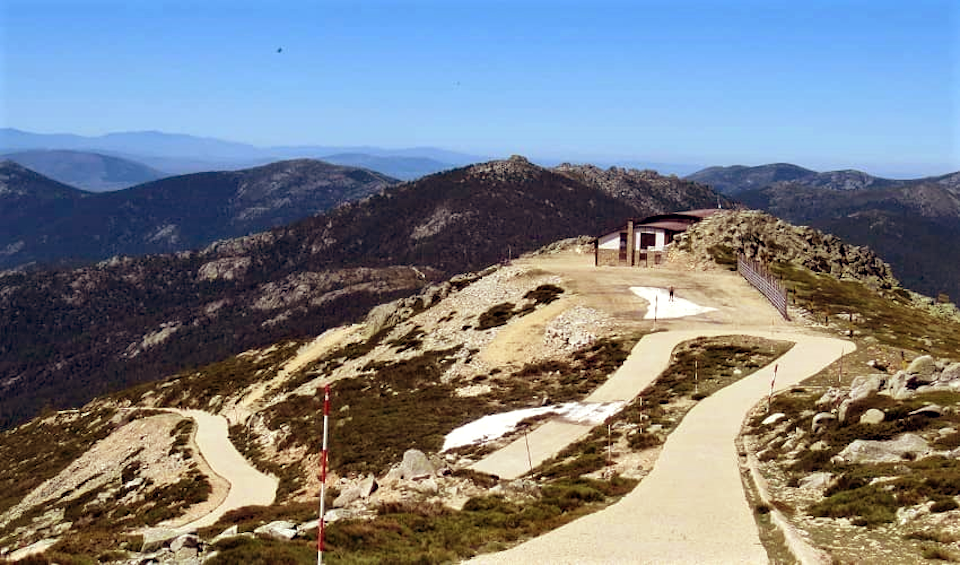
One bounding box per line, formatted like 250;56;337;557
0;159;397;270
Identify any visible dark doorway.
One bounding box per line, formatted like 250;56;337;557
619;232;628;263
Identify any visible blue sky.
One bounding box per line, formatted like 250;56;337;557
2;0;957;176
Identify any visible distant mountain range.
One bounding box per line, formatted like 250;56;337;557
0;128;481;180
0;159;397;270
685;163;906;195
688;163;960;301
0;155;722;428
1;150;167;192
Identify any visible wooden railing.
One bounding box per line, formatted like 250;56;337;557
738;254;789;320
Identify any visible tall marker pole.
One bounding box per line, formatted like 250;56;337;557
767;364;778;413
654;294;658;330
695;359;699;396
318;384;331;565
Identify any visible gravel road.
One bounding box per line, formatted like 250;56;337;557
169;409;278;532
468;330;852;564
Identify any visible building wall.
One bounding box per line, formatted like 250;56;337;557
597;248;621;266
595;222;685;266
636;228;667;251
598;232;621;250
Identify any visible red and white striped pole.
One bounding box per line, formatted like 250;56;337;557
318;384;331;565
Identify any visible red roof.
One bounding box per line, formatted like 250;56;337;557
636;220;693;231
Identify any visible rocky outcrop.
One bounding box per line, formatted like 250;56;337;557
553;162;728;215
676;210;898;289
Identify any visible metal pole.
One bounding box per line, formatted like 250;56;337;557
768;364;778;413
524;428;533;472
607;424;612;467
318;384;331;565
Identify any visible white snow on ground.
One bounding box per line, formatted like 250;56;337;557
630;286;716;320
442;401;625;452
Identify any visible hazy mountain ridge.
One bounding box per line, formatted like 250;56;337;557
0;159;397;270
686;163;906;195
1;150;167;192
319;153;454;181
0;155;720;429
0;128;480;178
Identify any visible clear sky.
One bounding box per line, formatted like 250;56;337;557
2;0;957;176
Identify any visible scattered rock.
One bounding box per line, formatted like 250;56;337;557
6;538;58;561
811;412;836;434
809;440;829;451
897;502;933;526
141;528;180;553
358;475;378;498
297;520;318;533
382;466;402;487
415;477;440;495
859;408;885;425
253;520;298;541
324;507;362;523
832;433;930;465
906;355;937;379
848;375;885;403
213;525;238;542
507;479;539;495
908;404;943;417
799;472;833;490
940;363;960;384
399;449;436;480
815;388;844;409
173;546;200;563
169;534;200;552
761;413;786;426
333;487;362;508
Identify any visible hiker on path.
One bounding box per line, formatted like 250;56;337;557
668;286;675;302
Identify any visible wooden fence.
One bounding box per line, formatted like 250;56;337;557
737;254;790;320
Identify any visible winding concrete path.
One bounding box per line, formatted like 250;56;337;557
469;329;852;564
169;409;278;532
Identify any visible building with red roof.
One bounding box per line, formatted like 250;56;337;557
595;209;720;266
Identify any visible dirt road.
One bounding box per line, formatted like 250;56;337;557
169;409;278;532
468;251;853;563
469;331;851;564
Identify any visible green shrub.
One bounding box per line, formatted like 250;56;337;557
524;284;564;305
477;302;518;330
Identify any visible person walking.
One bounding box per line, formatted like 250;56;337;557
668;286;675;302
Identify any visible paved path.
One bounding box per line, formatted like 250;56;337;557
469;329;852;564
169;409;279;532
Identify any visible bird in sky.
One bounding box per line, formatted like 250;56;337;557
277;47;283;53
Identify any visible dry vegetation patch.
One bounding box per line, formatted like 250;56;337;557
744;381;960;563
534;335;793;481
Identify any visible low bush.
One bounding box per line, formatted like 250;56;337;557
477;302;518;330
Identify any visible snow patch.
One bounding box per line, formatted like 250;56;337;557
442;401;625;452
630;286;716;319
